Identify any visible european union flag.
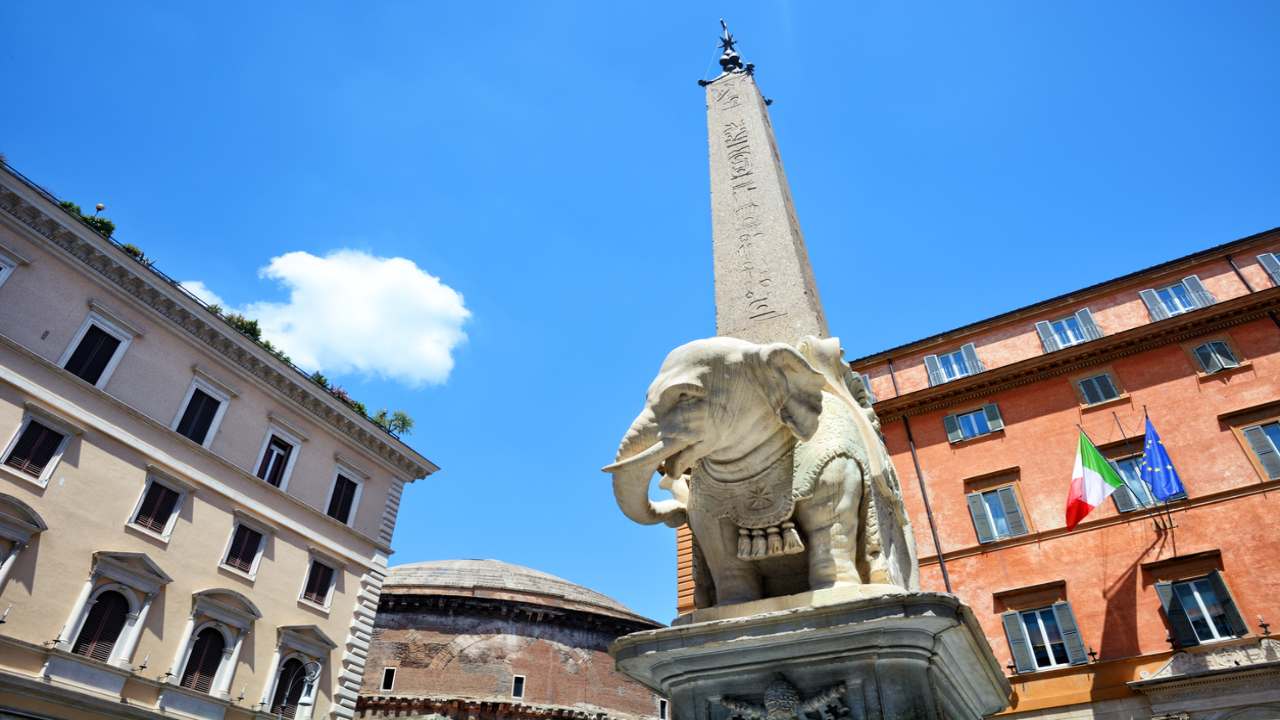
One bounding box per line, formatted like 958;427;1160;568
1140;417;1185;501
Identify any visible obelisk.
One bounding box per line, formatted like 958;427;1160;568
705;23;828;344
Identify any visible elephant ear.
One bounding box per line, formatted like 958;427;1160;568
759;344;826;441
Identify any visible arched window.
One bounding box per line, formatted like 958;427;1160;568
179;626;227;693
71;590;129;662
270;657;308;718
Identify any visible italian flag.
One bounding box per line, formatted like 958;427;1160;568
1066;432;1126;530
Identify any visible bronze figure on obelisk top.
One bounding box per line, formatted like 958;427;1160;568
704;21;828;346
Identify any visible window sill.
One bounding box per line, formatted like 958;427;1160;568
124;522;172;546
297;597;331;616
1197;361;1253;382
949;429;1005;447
0;463;50;490
1080;394;1131;413
217;563;257;584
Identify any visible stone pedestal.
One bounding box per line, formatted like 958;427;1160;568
611;592;1010;720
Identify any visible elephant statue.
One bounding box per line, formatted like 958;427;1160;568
603;335;918;609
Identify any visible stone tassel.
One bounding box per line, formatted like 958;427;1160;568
750;529;767;559
782;522;804;554
737;528;752;560
766;526;783;555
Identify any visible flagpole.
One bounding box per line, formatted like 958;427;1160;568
1111;410;1155;508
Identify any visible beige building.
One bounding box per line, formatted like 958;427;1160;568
0;162;436;719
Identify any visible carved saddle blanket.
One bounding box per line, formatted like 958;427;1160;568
690;391;867;561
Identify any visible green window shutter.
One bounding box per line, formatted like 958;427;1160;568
967;492;997;544
1258;253;1280;287
943;414;963;443
1139;289;1171;321
924;355;944;386
1111;485;1138;512
1035;321;1060;353
1208;570;1249;637
961;343;984;373
1001;611;1036;673
1051;602;1089;665
996;486;1028;536
1182;275;1216;308
1154;580;1200;648
1193;343;1222;373
1075;308;1103;340
1209;341;1239;369
983;403;1005;432
1242;425;1280;479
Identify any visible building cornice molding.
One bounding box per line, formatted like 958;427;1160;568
0;172;435;480
869;288;1280;421
378;591;661;635
848;226;1280;366
356;694;650;720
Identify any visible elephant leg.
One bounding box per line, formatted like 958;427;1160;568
797;457;865;590
688;511;762;605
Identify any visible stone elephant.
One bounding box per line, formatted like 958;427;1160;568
603;336;918;608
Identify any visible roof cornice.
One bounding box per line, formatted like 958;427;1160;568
870;287;1280;421
0;168;437;479
848;225;1280;366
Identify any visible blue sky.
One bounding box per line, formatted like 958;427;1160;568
2;2;1277;623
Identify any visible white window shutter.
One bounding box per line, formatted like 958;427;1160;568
1075;308;1103;340
1035;321;1060;353
1139;289;1171;321
943;414;963;443
961;343;984;373
1243;425;1280;479
924;355;944;387
1182;275;1216;308
983;403;1005;432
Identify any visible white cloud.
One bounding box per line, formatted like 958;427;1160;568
180;280;225;307
184;250;470;386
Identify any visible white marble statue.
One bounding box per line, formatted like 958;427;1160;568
603;336;918;608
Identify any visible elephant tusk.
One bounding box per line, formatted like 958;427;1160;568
601;439;687;474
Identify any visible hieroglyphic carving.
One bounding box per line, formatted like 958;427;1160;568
714;76;784;326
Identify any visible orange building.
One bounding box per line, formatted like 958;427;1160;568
678;227;1280;719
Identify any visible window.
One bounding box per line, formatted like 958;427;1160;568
1076;373;1120;406
1242;421;1280;480
1002;602;1087;673
130;479;182;536
179;627;227;693
175;387;222;445
1192;341;1240;374
1110;456;1154;511
0;246;23;290
1139;275;1215;321
380;667;396;692
71;590;130;662
2;418;67;480
512;674;526;699
222;523;265;575
966;485;1028;543
1155;571;1248;647
256;434;295;488
301;560;336;607
924;344;984;387
944;403;1004;443
1258;252;1280;287
326;473;361;525
659;699;669;720
271;657;310;718
59;311;134;388
172;372;235;448
924;343;984;386
1036;308;1102;352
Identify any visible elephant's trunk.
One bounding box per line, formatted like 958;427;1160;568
603;408;689;527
